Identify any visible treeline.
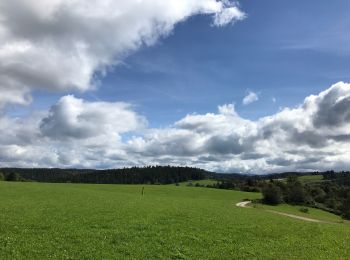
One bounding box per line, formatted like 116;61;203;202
0;166;207;184
208;178;264;192
262;173;350;220
196;172;321;192
209;171;320;181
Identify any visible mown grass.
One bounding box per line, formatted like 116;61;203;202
298;174;324;183
274;174;325;184
1;181;350;259
174;179;218;186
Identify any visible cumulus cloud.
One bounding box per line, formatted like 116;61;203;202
311;84;350;129
0;96;146;168
242;91;259;105
1;80;350;172
7;0;343;173
0;0;245;108
40;95;146;140
127;82;350;172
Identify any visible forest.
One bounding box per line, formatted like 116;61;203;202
0;166;207;184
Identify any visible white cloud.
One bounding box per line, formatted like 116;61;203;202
242;91;259;105
40;95;146;140
0;0;245;108
0;96;147;168
0;2;350;172
213;6;246;26
3;82;350;172
126;82;350;172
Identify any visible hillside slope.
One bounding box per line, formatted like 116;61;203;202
1;182;349;259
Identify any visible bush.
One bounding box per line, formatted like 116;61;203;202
325;197;342;211
286;175;298;184
341;198;350;220
299;207;309;214
262;184;283;205
311;187;326;203
242;186;260;192
0;172;4;181
342;210;350;220
284;182;308;204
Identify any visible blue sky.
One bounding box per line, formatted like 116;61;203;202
23;0;350;126
1;0;350;172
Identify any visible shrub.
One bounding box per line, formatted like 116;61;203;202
262;184;283;205
284;182;308;204
0;172;4;181
325;197;342;211
286;175;298;184
341;198;350;220
311;187;326;203
299;207;309;214
342;210;350;220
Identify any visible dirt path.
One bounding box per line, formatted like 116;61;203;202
235;201;252;208
235;201;332;224
265;209;324;223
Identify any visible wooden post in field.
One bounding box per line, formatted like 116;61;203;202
142;186;144;196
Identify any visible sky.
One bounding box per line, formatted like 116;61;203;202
1;0;350;173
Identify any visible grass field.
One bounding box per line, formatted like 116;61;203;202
174;179;218;186
1;182;350;259
274;174;325;184
298;174;325;183
254;202;349;224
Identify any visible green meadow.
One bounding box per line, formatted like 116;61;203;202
254;202;350;224
298;174;325;183
1;181;350;259
174;179;218;186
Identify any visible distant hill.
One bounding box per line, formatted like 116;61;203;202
0;166;348;185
